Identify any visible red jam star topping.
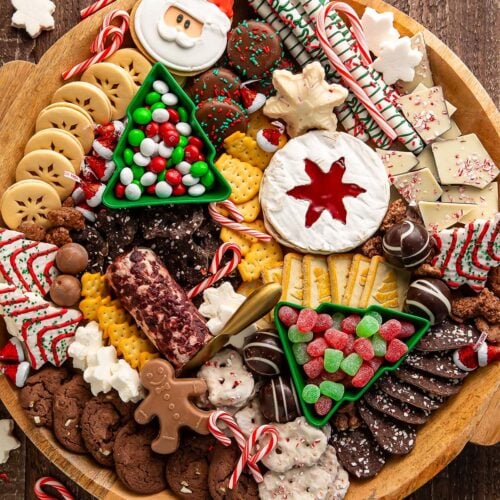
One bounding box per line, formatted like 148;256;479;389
287;158;366;227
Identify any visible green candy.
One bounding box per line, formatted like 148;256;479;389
365;311;383;325
167;158;176;169
323;349;343;373
131;165;144;180
201;170;215;188
288;325;313;343
123;148;134;166
292;343;311;365
302;384;321;404
331;312;345;329
340;353;363;376
371;334;387;357
171;146;185;164
177;107;188;122
145;91;161;105
150;102;166;111
132;107;152;125
356;315;380;338
178;136;189;148
319;380;344;401
128;129;145;147
157;169;166;182
190;161;209;177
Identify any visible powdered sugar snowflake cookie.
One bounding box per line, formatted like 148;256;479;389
11;0;55;38
361;7;400;57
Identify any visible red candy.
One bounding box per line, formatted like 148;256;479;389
278;306;298;327
309;370;345;384
314;396;333;416
297;308;318;333
145;185;157;195
145;122;160;138
165;169;182;186
341;314;361;334
149;156;166;173
343;334;355;355
324;328;348;350
306;337;328;358
379;319;402;342
385;338;408;363
303;357;324;380
352;363;375;388
167;108;180;124
366;357;383;372
399;321;416;339
114;182;125;198
163;130;180;147
184;144;200;163
312;313;333;333
173;184;186;196
353;338;374;361
188;136;204;150
198;153;206;162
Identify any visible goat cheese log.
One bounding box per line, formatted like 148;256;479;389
106;248;212;373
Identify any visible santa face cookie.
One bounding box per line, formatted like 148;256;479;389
134;0;232;75
260;131;390;254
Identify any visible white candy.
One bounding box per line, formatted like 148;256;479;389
152;108;170;123
119;167;134;186
140;172;157;187
161;92;178;106
153;80;169;94
67;321;104;371
158;141;173;158
140;137;158;157
110;359;143;403
125;183;142;201
188;184;206;196
176;122;192;136
133;152;151;167
0;419;20;465
182;173;199;186
155;181;173;198
176;161;192;175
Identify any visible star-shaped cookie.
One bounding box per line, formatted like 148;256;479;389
0;419;20;464
263;62;348;138
361;7;400;56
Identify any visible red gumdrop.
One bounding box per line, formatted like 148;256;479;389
314;396;333;416
145;122;160;138
306;337;328;358
353;338;375;361
149;156;167;174
184;144;200;163
278;306;298;327
313;370;345;383
165;169;182;186
341;314;361;335
379;319;402;342
366;357;383;372
303;357;324;380
352;363;375;388
398;321;416;339
114;182;126;198
324;328;348;350
385;338;408;363
173;184;186;196
167;108;180;124
343;375;354;388
146;184;157;195
188;136;204;151
297;308;318;333
342;335;355;355
312;313;334;333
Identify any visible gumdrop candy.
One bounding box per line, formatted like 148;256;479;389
343;334;355;355
314;395;333;416
312;313;333;333
352;363;375;388
379;319;402;342
309;370;345;385
385;338;408;362
324;348;344;373
306;337;328;358
331;312;345;329
366;357;383;372
353;338;375;361
371;334;387;357
365;310;383;325
302;383;321;404
303;357;324;379
399;321;416;339
297;308;318;333
356;315;380;338
340;353;363;376
319;380;345;401
341;314;361;334
292;343;311;365
324;328;348;350
278;306;298;327
288;325;313;343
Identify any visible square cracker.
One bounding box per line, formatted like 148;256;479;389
224;131;272;170
238;240;283;282
219;195;261;223
220;220;267;256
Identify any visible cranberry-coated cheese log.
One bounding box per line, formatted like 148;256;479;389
106;248;212;372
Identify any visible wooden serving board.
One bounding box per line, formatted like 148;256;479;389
0;0;498;499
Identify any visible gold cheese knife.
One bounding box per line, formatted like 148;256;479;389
181;282;282;375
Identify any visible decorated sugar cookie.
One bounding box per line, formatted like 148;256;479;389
133;0;233;75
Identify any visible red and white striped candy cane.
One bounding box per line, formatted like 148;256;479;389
229;424;279;489
187;243;242;300
315;5;397;141
208;201;271;242
34;477;74;500
62;9;129;80
80;0;117;19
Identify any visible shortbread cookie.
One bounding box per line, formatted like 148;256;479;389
11;0;55;38
343;255;371;307
327;254;354;304
40;101;94;123
107;48;153;85
303;255;331;308
281;253;304;305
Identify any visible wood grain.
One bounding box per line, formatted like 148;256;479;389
0;0;498;499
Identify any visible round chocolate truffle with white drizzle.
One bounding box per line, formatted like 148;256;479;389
243;329;286;376
383;220;431;269
259;376;301;423
404;278;452;325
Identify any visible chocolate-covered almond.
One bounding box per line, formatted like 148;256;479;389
55;243;89;274
50;275;82;307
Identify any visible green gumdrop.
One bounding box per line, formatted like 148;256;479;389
177;106;188;122
128;129;145;147
150;102;166;111
145;91;161;105
201;170;215;188
123;148;134;166
331;312;345;329
288;325;313;343
366;311;383;325
340;353;363;376
292;343;311;366
302;384;321;404
324;348;343;373
133;107;152;126
319;380;345;401
190;161;209;177
171;146;185;165
178;136;189;148
356;315;380;338
131;165;144;180
371;334;387;357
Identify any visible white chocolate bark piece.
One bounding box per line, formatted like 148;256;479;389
397;32;434;94
413;83;457;116
441;183;498;223
397;87;451;144
392;168;443;203
415;146;440;180
377;148;419;176
419;201;477;232
438;119;462;141
432;134;499;188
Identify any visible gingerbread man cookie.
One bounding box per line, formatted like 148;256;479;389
135;358;211;454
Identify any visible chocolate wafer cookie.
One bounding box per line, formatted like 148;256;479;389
358;402;417;455
416;320;480;351
405;352;468;380
330;427;386;479
395;367;463;397
363;390;429;425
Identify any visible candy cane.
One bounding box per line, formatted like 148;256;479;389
62;10;129;80
80;0;117;18
187;243;242;299
209;201;272;242
34;477;74;500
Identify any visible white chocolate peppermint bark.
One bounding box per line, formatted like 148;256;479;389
397;32;434;94
391;168;443;203
376;149;419;176
413;83;457;116
441;183;498;223
419;201;476;232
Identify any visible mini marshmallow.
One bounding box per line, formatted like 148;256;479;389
110;359;143;403
67;321;103;371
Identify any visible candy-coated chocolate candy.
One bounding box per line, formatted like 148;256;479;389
158;142;173;159
177;106;188;123
157;169;166;182
131;165;143;180
243;330;285;376
146;184;157;195
145;122;160;138
351;363;374;388
190;161;209;178
123;148;134;166
297;308;318;333
178;136;189;148
385;338;408;363
56;243;88;274
176;161;191;175
146;91;161;105
128;129;145;147
176;122;192;136
312;313;333;333
259;376;300;423
188;136;204;150
134;152;150;167
278;305;298;327
165;169;182;186
302;384;321;404
184;145;200;163
171;145;185;164
133;107;152;125
125;182;143;201
50;274;82;307
340;353;363;376
331;312;345;329
153;80;169;94
288;325;312;343
167;108;180;124
161;92;178;106
141;172;157;187
188;184;206;196
182;174;199;187
155;181;173;198
163;130;180;148
371;334;387;357
201;170;215;188
120;167;134;186
115;182;126;198
356;316;380;338
341;314;361;334
140;137;158;157
148;156;166;174
324;348;343;373
151;108;169;123
150;102;166;111
319;380;344;401
292;343;311;365
353;338;375;361
159;120;176;135
173;184;186;196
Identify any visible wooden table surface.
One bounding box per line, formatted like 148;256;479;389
0;0;498;498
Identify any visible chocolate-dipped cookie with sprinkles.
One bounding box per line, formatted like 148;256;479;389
185;67;242;105
259;375;301;423
242;329;286;376
405;278;452;325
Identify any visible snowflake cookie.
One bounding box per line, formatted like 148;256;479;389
11;0;55;38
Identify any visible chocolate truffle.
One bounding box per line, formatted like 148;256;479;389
55;243;89;274
405;278;452;325
259;376;301;423
383;220;431;268
243;330;286;376
50;275;82;307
